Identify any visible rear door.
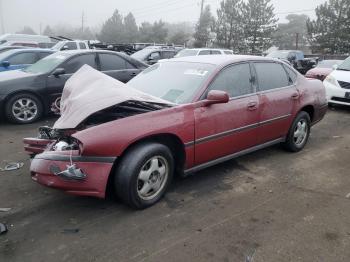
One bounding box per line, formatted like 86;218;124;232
46;53;98;103
194;62;260;165
98;53;140;83
253;61;298;144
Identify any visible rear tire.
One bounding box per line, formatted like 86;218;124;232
283;111;311;152
5;93;43;124
114;142;174;209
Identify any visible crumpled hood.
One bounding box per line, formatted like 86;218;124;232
53;65;172;129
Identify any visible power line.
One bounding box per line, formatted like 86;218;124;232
276;9;315;15
132;0;188;15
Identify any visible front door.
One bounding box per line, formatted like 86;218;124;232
253;62;298;144
194;63;260;166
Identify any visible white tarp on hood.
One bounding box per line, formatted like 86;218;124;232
53;65;172;129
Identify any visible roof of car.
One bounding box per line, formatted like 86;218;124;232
0;48;55;56
166;55;275;66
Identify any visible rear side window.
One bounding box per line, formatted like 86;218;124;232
283;64;298;84
99;54;129;71
162;51;175;59
38;52;52;60
63;54;97;74
211;50;221;55
64;42;77;50
208;63;253;97
199;50;210;55
254;62;290;91
8;52;37;65
224;50;233;54
79;42;87;49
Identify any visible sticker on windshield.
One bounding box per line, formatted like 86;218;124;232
184;69;208;76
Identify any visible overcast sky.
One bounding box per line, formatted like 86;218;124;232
0;0;326;34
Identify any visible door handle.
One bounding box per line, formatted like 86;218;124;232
291;93;300;100
247;102;258;111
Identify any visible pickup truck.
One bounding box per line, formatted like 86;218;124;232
267;50;318;75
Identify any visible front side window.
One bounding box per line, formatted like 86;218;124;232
62;54;97;74
79;42;87;49
149;52;161;60
207;63;253;98
199;50;211;55
211;50;221;55
162;51;175;59
8;52;37;65
255;62;290;91
63;42;77;50
99;54;127;71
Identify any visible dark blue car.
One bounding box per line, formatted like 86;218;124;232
0;49;54;72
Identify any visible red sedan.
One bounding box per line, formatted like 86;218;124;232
24;56;327;209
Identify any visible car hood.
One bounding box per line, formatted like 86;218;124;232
54;65;173;130
329;69;350;82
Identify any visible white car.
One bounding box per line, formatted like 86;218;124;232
323;57;350;106
175;48;233;58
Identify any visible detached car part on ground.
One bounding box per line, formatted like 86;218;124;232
0;50;147;124
24;56;327;209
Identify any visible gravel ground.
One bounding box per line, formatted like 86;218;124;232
0;108;350;262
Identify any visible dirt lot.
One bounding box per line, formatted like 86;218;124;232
0;108;350;262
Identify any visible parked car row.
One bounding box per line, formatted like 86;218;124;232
0;50;147;123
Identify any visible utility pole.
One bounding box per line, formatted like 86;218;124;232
0;0;5;34
81;11;85;32
295;32;299;50
199;0;205;19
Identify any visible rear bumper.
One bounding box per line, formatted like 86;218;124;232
30;152;116;198
312;104;328;126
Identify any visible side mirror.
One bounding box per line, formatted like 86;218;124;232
332;64;338;70
203;90;230;106
52;68;65;77
2;61;10;67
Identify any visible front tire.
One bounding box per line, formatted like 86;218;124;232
283;111;311;152
114;142;174;209
5;93;43;124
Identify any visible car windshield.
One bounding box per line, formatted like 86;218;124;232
23;52;70;74
337;57;350;71
128;61;215;104
267;51;290;59
175;49;198;58
317;60;343;68
0;49;18;60
131;49;153;60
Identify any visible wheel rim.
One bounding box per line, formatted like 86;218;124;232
293;119;308;146
11;98;38;122
137;156;169;201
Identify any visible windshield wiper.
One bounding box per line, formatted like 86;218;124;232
337;68;350;71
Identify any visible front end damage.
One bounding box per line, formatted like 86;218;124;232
24;65;173;198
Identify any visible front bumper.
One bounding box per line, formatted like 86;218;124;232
324;82;350;106
30;152;116;198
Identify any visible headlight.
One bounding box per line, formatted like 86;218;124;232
324;75;340;87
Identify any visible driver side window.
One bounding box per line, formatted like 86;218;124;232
207;63;254;98
149;52;161;60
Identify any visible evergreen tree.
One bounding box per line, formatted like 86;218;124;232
99;9;125;42
194;5;215;47
138;20;168;43
124;12;139;43
138;22;153;42
215;0;243;51
16;26;37;35
241;0;277;53
307;0;350;54
273;14;309;51
43;25;54;36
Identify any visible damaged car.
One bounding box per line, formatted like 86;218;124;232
24;55;327;209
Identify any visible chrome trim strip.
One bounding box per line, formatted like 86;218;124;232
184;141;195;148
195;114;291;145
196;122;259;144
184;137;285;175
35;154;117;163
